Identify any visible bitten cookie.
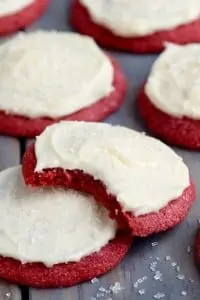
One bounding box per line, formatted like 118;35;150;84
0;31;126;137
0;0;49;35
22;121;195;237
70;0;200;53
138;43;200;149
0;166;132;288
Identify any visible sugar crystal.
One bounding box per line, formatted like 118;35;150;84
138;289;145;295
181;291;187;296
154;292;165;299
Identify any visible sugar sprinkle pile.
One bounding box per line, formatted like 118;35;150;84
89;240;195;299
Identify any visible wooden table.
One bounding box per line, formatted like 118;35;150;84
1;1;200;299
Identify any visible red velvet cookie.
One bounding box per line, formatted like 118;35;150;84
138;43;200;149
0;231;132;288
22;143;195;237
0;0;49;36
0;56;126;138
70;0;200;53
0;166;132;288
138;86;200;150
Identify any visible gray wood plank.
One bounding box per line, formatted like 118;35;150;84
0;281;21;300
26;0;69;32
0;137;21;299
30;286;79;300
0;137;20;170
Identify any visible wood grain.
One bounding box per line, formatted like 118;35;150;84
30;287;80;300
0;137;20;170
0;281;21;300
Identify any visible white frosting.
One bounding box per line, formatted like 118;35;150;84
145;43;200;119
35;121;190;216
0;31;113;118
0;0;33;17
80;0;200;37
0;166;116;266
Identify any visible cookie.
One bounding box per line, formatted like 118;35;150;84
0;31;126;137
0;0;49;36
138;44;200;149
0;231;132;288
0;166;132;288
138;87;200;149
70;0;200;53
22;122;195;237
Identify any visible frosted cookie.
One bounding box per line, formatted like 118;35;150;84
0;31;126;137
70;0;200;53
0;166;131;288
22;121;195;237
138;43;200;149
0;0;49;36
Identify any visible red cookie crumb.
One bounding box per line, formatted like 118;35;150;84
22;144;196;237
138;86;200;149
0;231;132;288
0;0;49;36
195;228;200;266
70;0;200;53
0;56;126;138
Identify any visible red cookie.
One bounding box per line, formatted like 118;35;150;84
70;0;200;53
22;144;196;237
0;56;126;138
0;0;49;36
138;86;200;149
0;231;132;288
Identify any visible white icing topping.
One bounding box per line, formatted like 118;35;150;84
0;0;33;17
0;31;113;118
35;121;190;216
145;43;200;119
0;166;116;266
80;0;200;37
